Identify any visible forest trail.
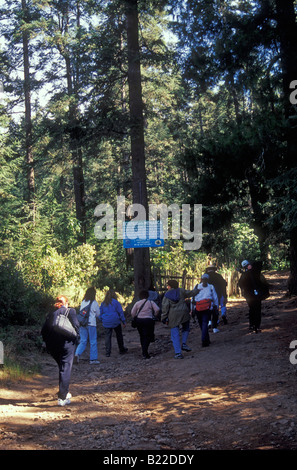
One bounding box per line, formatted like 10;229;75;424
1;271;297;451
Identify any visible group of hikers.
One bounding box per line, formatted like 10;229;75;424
41;260;270;406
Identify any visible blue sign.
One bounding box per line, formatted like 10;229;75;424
123;220;164;248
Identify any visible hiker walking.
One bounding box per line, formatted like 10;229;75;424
161;280;199;359
75;287;100;364
99;289;128;357
131;290;160;359
41;295;80;406
192;274;219;347
238;260;270;333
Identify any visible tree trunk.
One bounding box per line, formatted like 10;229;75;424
275;0;297;294
125;0;151;298
246;169;270;266
72;144;86;242
288;226;297;295
63;2;86;243
22;0;35;222
68;96;86;243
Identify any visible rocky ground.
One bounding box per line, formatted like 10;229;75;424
1;271;297;453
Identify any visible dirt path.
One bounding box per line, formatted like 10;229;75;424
1;271;297;451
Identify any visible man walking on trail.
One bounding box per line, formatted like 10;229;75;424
205;264;228;325
238;260;270;333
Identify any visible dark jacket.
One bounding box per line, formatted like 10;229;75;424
238;269;269;301
41;306;80;348
206;271;227;299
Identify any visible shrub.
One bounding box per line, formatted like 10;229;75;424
0;260;51;326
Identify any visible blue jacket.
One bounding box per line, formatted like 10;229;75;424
99;298;126;328
164;288;181;303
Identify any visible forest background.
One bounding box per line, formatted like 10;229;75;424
0;0;296;343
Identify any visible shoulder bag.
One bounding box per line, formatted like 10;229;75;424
53;308;78;339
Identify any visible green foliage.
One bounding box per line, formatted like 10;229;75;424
168;0;296;269
0;238;100;326
0;260;51;327
93;239;133;293
0;0;295;333
225;223;261;262
63;244;99;304
17;241;99;306
150;241;206;276
202;223;261;267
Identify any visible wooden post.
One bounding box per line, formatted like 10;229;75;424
182;270;187;288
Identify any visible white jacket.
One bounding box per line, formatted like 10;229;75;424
80;299;100;326
192;283;219;310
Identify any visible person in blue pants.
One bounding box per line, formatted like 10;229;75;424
41;295;80;406
75;287;100;364
161;280;199;359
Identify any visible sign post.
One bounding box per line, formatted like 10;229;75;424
123;220;164;249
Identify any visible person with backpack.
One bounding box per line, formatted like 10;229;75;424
131;290;160;359
192;274;219;347
161;280;199;359
74;287;100;364
99;289;128;357
238;260;270;333
41;295;80;406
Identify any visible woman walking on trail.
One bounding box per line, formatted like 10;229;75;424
41;295;80;406
131;290;160;359
75;287;100;364
192;274;219;347
99;289;128;357
161;280;199;359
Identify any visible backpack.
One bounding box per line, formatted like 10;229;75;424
77;300;94;327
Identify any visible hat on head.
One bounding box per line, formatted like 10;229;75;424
206;264;217;271
241;260;250;268
167;280;178;289
201;273;209;279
